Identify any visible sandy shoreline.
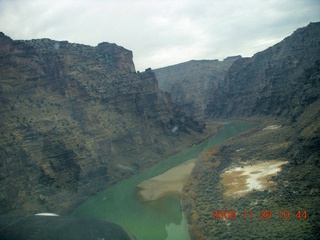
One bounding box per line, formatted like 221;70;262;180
137;159;197;201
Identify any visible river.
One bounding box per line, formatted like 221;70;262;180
71;121;254;240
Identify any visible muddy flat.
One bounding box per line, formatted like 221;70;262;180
221;159;288;197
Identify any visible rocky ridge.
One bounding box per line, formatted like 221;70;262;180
0;33;206;215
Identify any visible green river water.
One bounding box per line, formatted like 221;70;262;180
71;122;254;240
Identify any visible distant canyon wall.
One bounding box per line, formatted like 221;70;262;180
155;23;320;122
154;57;240;119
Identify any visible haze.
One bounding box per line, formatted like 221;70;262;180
0;0;319;71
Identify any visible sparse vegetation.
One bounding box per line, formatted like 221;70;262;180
182;114;320;239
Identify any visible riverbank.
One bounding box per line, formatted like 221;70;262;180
136;120;257;202
71;121;255;240
134;120;222;176
182;116;320;239
137;159;197;201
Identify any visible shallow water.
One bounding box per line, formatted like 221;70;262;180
71;121;254;240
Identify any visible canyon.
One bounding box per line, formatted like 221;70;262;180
0;21;319;240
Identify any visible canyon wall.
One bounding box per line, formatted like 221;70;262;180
154;57;240;119
0;33;206;214
205;22;320;120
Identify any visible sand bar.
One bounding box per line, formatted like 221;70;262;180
137;159;196;201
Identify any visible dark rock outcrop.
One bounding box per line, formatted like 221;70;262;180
0;33;206;215
205;22;320;120
154;57;240;119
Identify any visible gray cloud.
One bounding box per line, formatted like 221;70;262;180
0;0;319;71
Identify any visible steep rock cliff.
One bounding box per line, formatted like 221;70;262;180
154;57;240;119
0;33;206;215
205;22;320;120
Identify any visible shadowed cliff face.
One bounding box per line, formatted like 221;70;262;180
154;57;240;119
0;33;206;215
205;22;320;120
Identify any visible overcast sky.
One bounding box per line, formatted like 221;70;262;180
0;0;319;71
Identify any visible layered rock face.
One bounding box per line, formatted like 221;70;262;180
154;57;240;119
0;33;205;214
206;22;320;120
